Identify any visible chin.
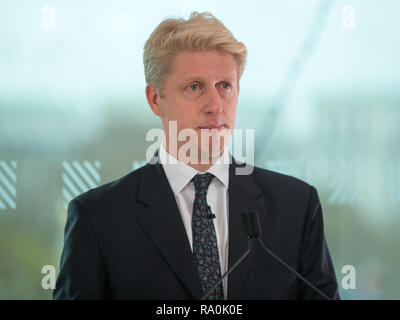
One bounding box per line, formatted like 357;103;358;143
198;140;226;163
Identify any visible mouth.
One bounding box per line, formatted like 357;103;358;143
198;124;226;131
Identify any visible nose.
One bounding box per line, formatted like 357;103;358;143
204;87;223;115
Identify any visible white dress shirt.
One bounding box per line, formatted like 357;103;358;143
159;142;230;299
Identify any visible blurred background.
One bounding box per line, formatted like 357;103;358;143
0;0;399;299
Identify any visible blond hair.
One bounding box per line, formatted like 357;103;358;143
143;12;247;95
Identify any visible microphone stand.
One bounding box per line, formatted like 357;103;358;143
256;235;331;300
200;211;331;300
200;237;254;300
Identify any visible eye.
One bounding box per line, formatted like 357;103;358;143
189;83;199;91
220;81;230;89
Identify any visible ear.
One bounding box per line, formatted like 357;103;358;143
145;83;163;117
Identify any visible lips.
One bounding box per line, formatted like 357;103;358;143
198;124;226;130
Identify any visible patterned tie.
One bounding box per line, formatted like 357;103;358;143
191;173;224;300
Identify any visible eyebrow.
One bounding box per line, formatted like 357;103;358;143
182;76;236;83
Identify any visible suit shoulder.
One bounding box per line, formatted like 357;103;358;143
249;166;320;220
251;165;314;197
72;164;148;209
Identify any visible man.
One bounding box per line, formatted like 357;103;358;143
54;12;339;300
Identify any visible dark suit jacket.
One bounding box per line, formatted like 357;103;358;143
53;153;339;300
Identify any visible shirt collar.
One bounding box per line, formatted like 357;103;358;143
159;140;230;196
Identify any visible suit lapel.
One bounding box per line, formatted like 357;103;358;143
134;153;204;300
227;159;264;299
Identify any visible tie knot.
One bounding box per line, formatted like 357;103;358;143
192;173;214;197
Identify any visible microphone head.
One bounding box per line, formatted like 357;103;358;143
206;206;216;219
241;211;262;239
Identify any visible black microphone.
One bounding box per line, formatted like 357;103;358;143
241;211;262;238
200;212;258;300
206;206;216;219
243;211;331;300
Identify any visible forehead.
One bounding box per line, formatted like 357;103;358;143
169;51;238;81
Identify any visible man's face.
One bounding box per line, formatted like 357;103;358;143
148;50;239;163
